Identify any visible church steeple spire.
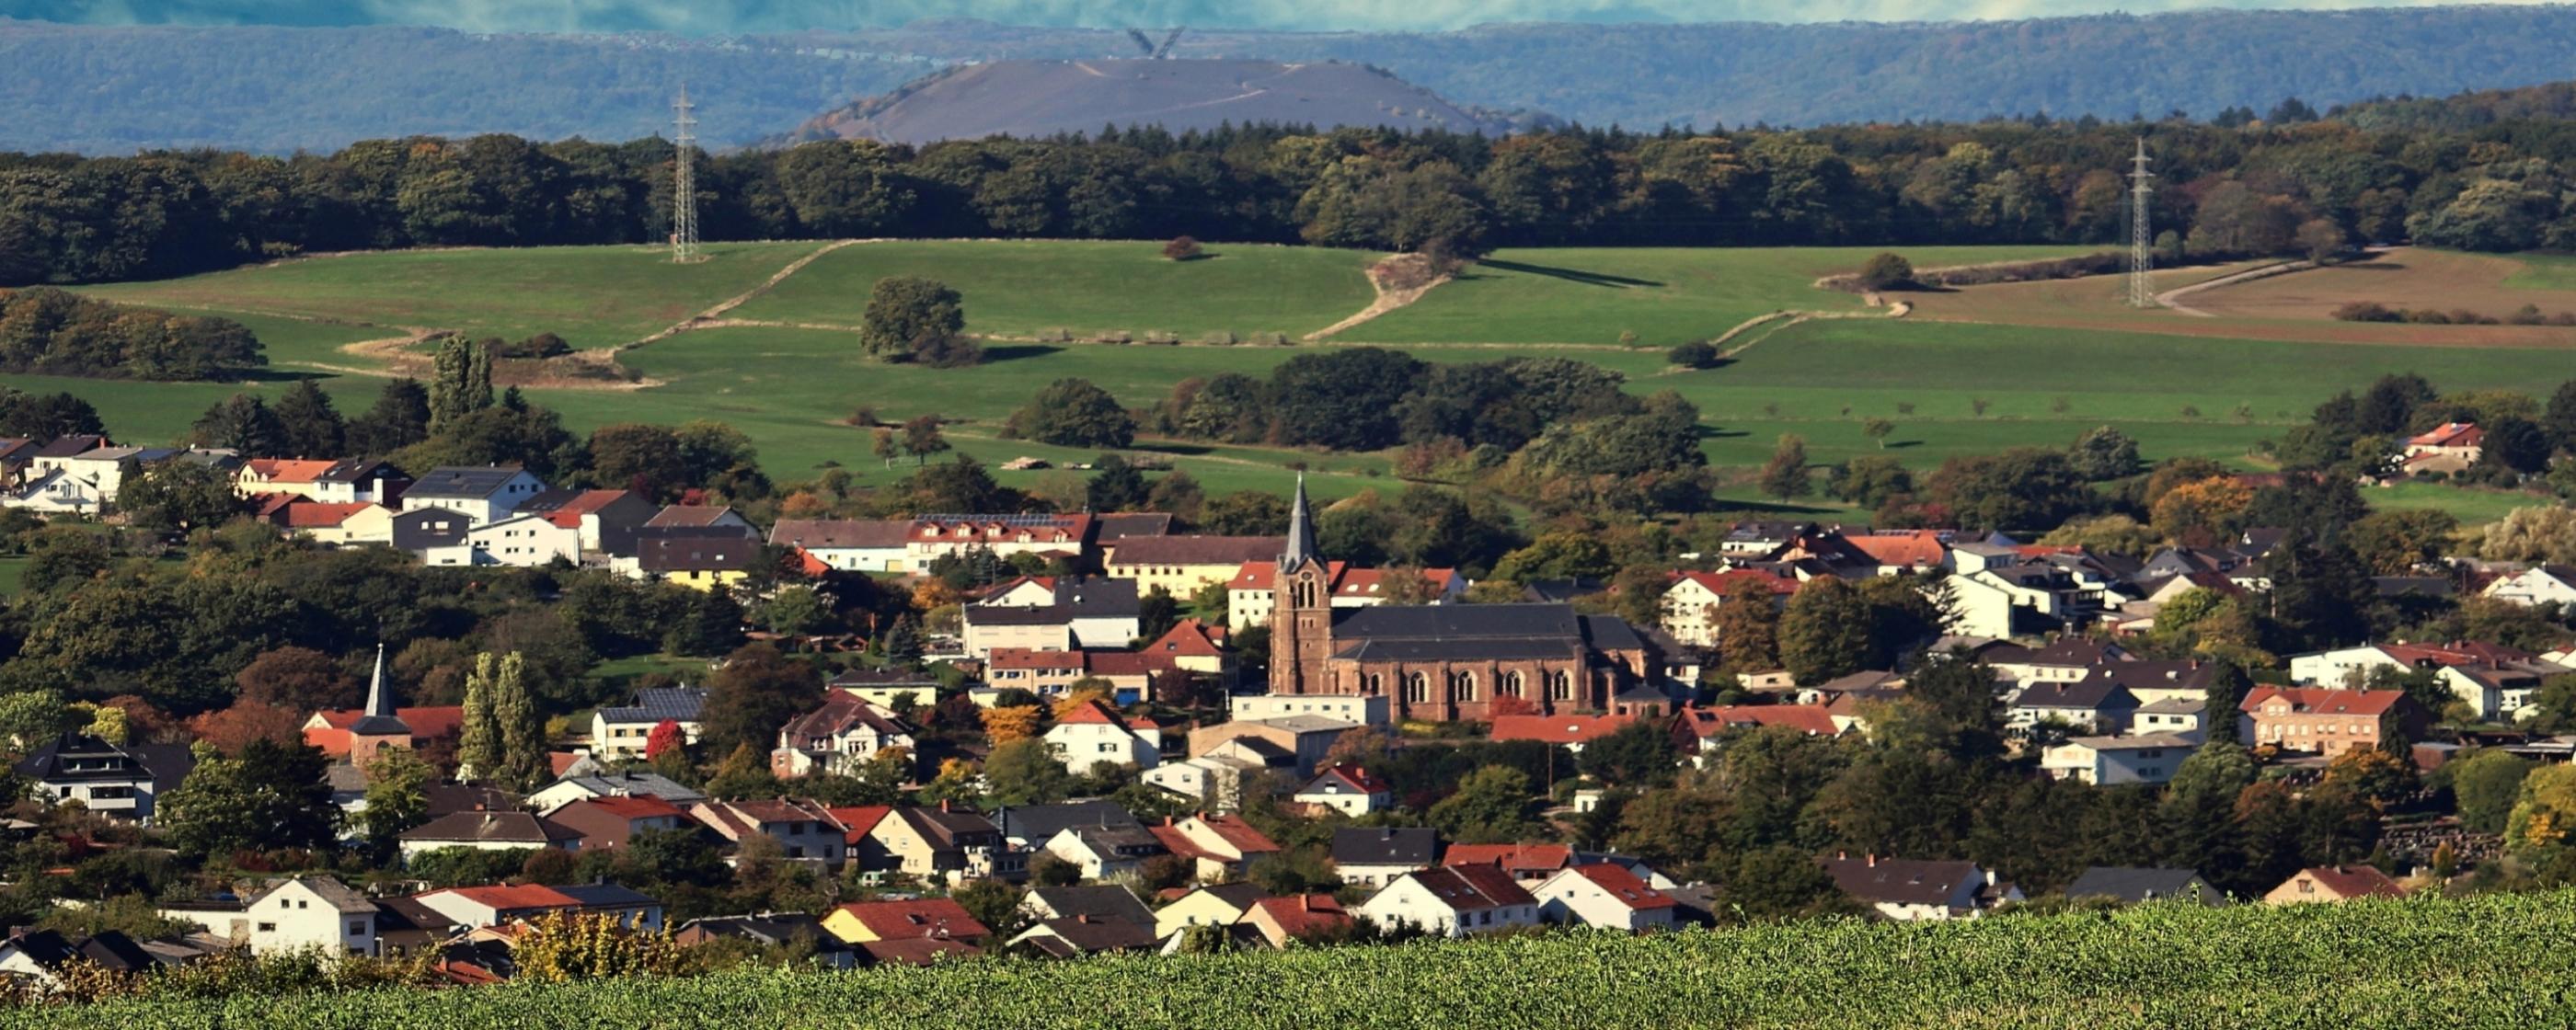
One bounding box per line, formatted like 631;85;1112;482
349;642;410;737
1282;472;1318;569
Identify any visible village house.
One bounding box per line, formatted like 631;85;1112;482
858;803;1022;883
236;457;408;504
1144;814;1282;881
391;507;476;565
2484;566;2576;608
589;686;707;761
1657;569;1798;648
1820;855;2022;921
1330;827;1441;888
1240;894;1353;948
460;512;583;566
12;732;192;823
1229;692;1389;726
2007;680;2140;736
692;798;848;865
1535;863;1678;932
1358;865;1541;938
770;692;915;779
1294;764;1395;816
2132;697;2211;738
1985;637;2132;685
2399;421;2483;475
1185;715;1351;779
960;576;1142;658
2063;867;2226;906
2239;687;2427;756
674;914;860;969
410;883;664;932
905;513;1095;566
1104;534;1282;596
400;466;547;527
768;518;915;573
628;525;764;590
2264;864;2405;905
540;795;695;852
820;898;991;946
516;487;658;556
155;876;381;957
1043;699;1162;774
397;811;581;862
1007;914;1161;958
1670;704;1840;762
1018;885;1157;931
824;669;944;709
1152;883;1269;940
1043;823;1169;880
2040;733;2196;785
257;497;397;545
525;770;706;810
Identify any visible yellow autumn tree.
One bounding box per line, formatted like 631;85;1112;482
2149;476;2253;546
2508;763;2576;849
513;910;684;984
981;704;1042;743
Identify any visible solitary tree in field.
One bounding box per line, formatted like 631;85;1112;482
901;415;950;465
1163;235;1203;260
1857;252;1915;292
1862;418;1894;449
1760;434;1812;502
861;277;965;360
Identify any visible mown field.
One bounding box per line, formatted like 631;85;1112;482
26;240;2576;521
13;890;2576;1030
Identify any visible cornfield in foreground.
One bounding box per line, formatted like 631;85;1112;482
12;890;2576;1029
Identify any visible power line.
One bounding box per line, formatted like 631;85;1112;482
2127;137;2154;308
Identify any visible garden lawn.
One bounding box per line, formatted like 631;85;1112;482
731;239;1384;339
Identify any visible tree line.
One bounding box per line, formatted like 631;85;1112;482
0;288;265;380
15;113;2576;286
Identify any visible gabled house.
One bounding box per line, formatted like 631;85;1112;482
1294;764;1394;816
771;692;916;779
461;512;582;566
643;504;755;532
1042;823;1169;880
525;770;706;810
674;913;859;969
1820;854;2021;921
12;732;192;823
1330;827;1440;888
397;810;581;861
1671;704;1841;761
1006;914;1160;958
540;795;694;851
2240;687;2426;756
1104;534;1283;596
627;525;765;591
1658;569;1798;648
1225;560;1466;631
518;487;656;556
2007;680;2140;736
906;513;1097;565
691;797;848;865
0;929;157;987
860;803;1022;883
400;466;546;527
2400;421;2483;475
590;686;708;760
1018;885;1156;931
1535;863;1678;932
1240;894;1352;948
2484;566;2576;608
2040;733;2197;785
2063;866;2226;906
2264;864;2404;904
1144;814;1282;881
769;519;914;573
155;876;382;957
1985;637;2132;684
992;799;1143;849
820;898;990;946
1043;700;1162;774
257;497;396;545
410;883;663;932
825;669;944;709
1152;883;1268;940
391;507;477;565
961;576;1142;658
238;458;407;504
1357;865;1540;938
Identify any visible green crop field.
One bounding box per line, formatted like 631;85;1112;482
733;239;1385;339
75;242;818;350
1345;244;2105;346
16;890;2576;1030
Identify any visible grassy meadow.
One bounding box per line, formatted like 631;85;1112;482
21;239;2576;522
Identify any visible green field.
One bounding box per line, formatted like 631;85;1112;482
77;242;818;350
22;240;2576;523
734;240;1384;339
1347;245;2104;346
2501;252;2576;292
17;890;2576;1029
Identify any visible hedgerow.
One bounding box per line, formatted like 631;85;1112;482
11;889;2576;1029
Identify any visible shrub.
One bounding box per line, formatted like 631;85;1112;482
2332;302;2400;323
1667;341;1719;369
1857;252;1915;291
1162;235;1204;261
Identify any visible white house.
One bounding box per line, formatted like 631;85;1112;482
2040;733;2197;785
1820;856;2021;921
11;733;190;823
463;513;582;566
1534;864;1678;932
2131;698;2209;738
158;876;380;957
2485;566;2576;608
1293;764;1394;817
770;519;915;573
589;687;708;760
960;577;1141;658
1331;828;1438;888
6;468;109;514
1229;692;1389;727
401;466;547;527
770;692;916;779
525;770;707;810
1043;700;1162;774
1041;824;1168;880
1657;569;1797;648
396;811;581;862
410;883;663;933
1357;866;1540;938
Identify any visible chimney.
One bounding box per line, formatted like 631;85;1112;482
939;799;951;812
1984;869;1997;887
1866;853;1877;868
1301;894;1313;912
1836;850;1846;861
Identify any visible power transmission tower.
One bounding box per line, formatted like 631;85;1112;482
2127;137;2154;308
671;84;704;265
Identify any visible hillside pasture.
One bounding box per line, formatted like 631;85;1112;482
75;242;819;351
2185;246;2576;330
1345;244;2106;346
729;240;1383;340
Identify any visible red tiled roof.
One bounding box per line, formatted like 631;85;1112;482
1188;815;1279;856
1444;843;1572;876
1563;863;1676;910
578;795;688;820
1677;704;1839;739
826;805;893;842
1146;618;1227;657
1410;864;1537;910
1308;764;1392;795
1842;531;1948;568
273;501;376;528
832;898;989;942
304;705;465;756
2406;422;2481;449
1056;699;1157;729
987;648;1091;672
245;458;337;484
907;515;1092;545
547;751;582;777
1147;824;1210;861
431;884;580;910
1489;714;1635;745
1671;568;1799;597
1249;894;1351;939
540;489;637;528
2240;687;2408;717
1106;535;1281;567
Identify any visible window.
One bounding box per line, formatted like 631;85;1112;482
1501;671;1524;698
257;922;278;933
350;922;369;936
1405;673;1432;704
1452;671;1477;703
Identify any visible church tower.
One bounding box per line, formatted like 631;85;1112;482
345;643;413;767
1270;475;1335;695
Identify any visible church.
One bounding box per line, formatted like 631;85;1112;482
1267;477;1664;722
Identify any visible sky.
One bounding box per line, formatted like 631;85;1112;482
0;0;2543;33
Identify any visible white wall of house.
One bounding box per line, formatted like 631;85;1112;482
164;880;377;957
1044;722;1161;774
1534;871;1674;932
2040;738;2187;785
2287;647;2400;685
466;516;581;567
1356;877;1536;938
2487;569;2576;607
1230;694;1388;726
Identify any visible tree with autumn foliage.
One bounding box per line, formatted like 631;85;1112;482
981;704;1042;743
512;910;684;983
2150;475;2253;547
186;699;305;755
235;646;361;714
643;719;684;761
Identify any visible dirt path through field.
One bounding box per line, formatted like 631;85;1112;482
2155;259;2310;316
625;239;866;350
1308;257;1452;340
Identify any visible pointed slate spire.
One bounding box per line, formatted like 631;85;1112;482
1282;472;1317;569
349;642;410;737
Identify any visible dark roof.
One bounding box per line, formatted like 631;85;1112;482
1108;535;1281;566
399;810;580;846
769;519;912;550
965;578;1139;624
829;669;943;689
2011;637;2122;667
597;687;707;725
1092;513;1174;541
995;799;1140;843
1821;857;1987;908
894;805;1001;848
537;771;703;805
391;507;473;549
407;466;534;498
636;527;763;573
32;435;108;459
1328;602;1638;663
549;883;661;909
313;458;407;485
678;913;845;949
2079;661;2219;694
2373;576;2458;599
77;931;156;973
2010;680;2139;712
374;898;459;936
1;929;79;967
1020;915;1157;956
11;734;191;795
1330;827;1439;867
2064;866;2223;906
424;783;526;816
1025;886;1156;929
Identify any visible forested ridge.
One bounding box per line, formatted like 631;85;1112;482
16;7;2576;154
12;109;2576;287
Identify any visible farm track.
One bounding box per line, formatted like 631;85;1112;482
624;239;868;350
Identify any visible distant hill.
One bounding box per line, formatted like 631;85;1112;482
15;6;2576;154
2332;81;2576;133
784;59;1524;144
